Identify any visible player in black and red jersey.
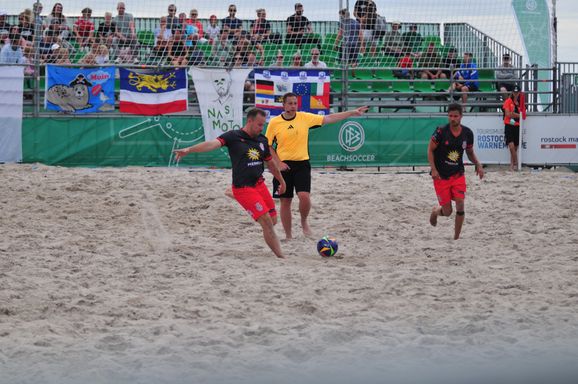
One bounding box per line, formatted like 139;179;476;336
427;103;484;240
173;108;286;258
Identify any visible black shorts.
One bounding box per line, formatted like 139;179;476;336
273;160;311;198
504;124;520;145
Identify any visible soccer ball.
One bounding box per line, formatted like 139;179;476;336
317;236;338;257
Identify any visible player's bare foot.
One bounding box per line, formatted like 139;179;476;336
429;207;438;226
302;227;314;238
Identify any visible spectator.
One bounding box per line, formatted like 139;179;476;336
38;29;59;62
334;8;364;68
495;53;517;93
180;12;198;48
393;49;413;79
502;86;525;171
18;10;35;46
169;29;188;66
286;3;316;46
114;2;137;61
0;32;26;64
79;43;109;65
53;45;71;64
211;30;233;66
291;50;303;67
152;16;172;63
44;3;70;41
22;45;35;78
402;24;422;56
186;9;204;42
383;20;403;57
0;9;11;41
205;15;220;44
304;47;326;68
451;52;479;104
96;12;116;48
73;7;94;51
441;47;460;79
233;33;252;64
354;0;378;57
270;49;284;67
250;8;272;43
166;4;180;34
222;4;242;41
417;42;443;79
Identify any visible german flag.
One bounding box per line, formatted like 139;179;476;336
256;79;274;95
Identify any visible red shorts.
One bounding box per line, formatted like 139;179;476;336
433;174;466;206
232;179;277;221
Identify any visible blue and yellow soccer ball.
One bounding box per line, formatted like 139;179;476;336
317;236;338;257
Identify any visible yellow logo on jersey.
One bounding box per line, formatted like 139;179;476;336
447;150;460;162
247;148;260;161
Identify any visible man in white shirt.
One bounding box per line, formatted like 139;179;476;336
0;33;25;64
303;47;327;68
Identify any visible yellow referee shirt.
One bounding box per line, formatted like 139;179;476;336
265;112;324;161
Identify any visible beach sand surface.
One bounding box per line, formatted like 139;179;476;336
1;164;578;383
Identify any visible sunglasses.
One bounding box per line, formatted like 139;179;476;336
191;13;197;15
229;9;236;12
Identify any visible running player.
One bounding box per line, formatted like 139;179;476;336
173;108;286;258
428;103;484;240
265;92;368;239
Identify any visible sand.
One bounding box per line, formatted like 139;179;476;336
1;163;578;383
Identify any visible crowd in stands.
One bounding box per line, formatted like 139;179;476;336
0;0;521;104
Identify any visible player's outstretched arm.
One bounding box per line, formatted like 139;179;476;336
173;139;222;162
322;106;369;125
466;148;484;179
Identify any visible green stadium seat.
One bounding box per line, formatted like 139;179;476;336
349;80;371;93
374;69;395;80
137;30;155;47
413;80;434;93
371;80;391;93
433;79;451;92
392;80;413;93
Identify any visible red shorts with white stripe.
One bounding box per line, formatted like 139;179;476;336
433;174;466;206
233;178;277;221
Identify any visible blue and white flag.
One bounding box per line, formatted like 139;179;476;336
45;65;115;114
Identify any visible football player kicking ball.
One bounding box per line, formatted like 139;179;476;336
174;108;286;258
427;103;484;240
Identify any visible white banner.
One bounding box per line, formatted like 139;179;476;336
189;68;251;142
0;66;24;163
462;115;578;165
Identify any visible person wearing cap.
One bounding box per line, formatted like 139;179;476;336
206;15;221;44
502;85;526;171
0;32;25;64
495;53;517;93
383;20;403;57
286;3;315;45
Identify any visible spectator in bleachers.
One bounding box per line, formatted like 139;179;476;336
211;29;233;67
205;15;220;44
417;42;443;79
166;4;180;34
73;7;94;51
286;3;316;46
354;0;378;58
180;12;199;48
393;49;413;79
152;16;172;63
44;3;71;44
168;28;188;66
53;45;71;64
402;24;422;56
270;49;284;67
79;43;109;65
0;32;26;64
114;2;137;62
186;9;204;42
18;10;35;46
451;52;479;104
441;47;460;79
291;50;303;67
250;8;272;44
22;45;35;78
233;33;252;64
96;12;116;48
38;29;59;62
334;8;364;68
304;47;326;68
495;53;517;93
382;20;403;57
0;10;11;41
222;4;242;41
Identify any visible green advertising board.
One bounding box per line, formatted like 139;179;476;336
22;116;446;167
